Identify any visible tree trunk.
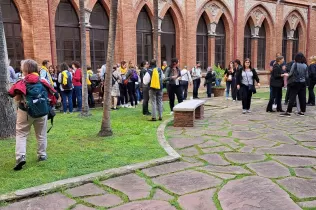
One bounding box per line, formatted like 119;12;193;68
153;0;159;61
0;4;16;139
79;0;91;117
98;0;119;137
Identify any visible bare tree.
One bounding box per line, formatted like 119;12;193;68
98;0;119;136
0;4;16;138
79;0;90;117
153;0;159;61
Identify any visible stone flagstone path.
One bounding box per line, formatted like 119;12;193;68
2;98;316;209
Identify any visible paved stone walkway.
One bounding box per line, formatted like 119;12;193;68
2;98;316;210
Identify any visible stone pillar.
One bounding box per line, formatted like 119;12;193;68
251;38;258;69
185;0;196;69
286;39;293;62
158;33;162;67
85;9;92;67
208;36;215;68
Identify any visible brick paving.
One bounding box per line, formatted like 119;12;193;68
2;98;316;209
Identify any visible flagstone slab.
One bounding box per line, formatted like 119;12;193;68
298;200;316;208
239;146;254;153
209;172;236;180
229;125;250;131
292;134;316;142
225;153;266;164
302;142;316;147
232;131;261;140
199;140;221;148
247;161;290;178
152;171;222;195
218;176;301;210
239;139;275;147
178;189;217;210
152;189;174;201
182;157;200;163
198;154;230;165
277;177;316;199
178;147;200;156
101;174;151;201
73;204;96;210
202;146;233;153
65;183;105;197
0;193;75;210
256;144;316;157
294;168;316;178
141;161;201;177
265;134;296;144
169;137;205;149
205;130;229;137
83;194;123;207
201;165;252;175
273;156;316;167
217;138;240;149
110;200;176;210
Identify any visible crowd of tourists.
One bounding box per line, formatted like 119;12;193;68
6;51;316;171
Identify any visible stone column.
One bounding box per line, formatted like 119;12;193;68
157;18;162;66
185;0;196;69
251;38;258;69
207;22;217;68
85;9;92;67
286;39;293;62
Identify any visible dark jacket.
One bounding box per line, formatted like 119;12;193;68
164;66;181;85
308;63;316;81
205;71;213;84
236;68;260;86
270;63;284;88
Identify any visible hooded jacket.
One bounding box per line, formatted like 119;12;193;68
8;73;57;106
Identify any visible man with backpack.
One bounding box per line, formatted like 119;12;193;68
143;59;164;121
58;63;74;114
140;61;151;115
9;59;57;171
40;60;54;88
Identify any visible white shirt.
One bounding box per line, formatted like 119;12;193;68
191;67;202;80
101;64;106;81
181;69;192;82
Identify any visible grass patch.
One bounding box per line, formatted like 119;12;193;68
0;105;171;195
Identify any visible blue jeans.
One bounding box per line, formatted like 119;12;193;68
226;81;232;98
215;78;222;86
206;83;212;97
136;87;141;101
61;90;73;113
74;86;82;111
193;78;201;98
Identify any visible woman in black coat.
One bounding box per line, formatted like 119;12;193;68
267;56;288;112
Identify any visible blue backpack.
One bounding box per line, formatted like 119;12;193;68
62;71;73;90
24;79;50;118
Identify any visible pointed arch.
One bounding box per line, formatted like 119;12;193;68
1;0;24;68
86;0;110;15
134;0;154;27
245;4;274;70
197;1;234;67
159;1;185;65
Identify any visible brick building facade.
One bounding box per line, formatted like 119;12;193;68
2;0;316;83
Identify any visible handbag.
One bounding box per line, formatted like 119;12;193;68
246;71;256;94
287;63;297;87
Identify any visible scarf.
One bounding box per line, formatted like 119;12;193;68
120;67;127;75
41;66;54;87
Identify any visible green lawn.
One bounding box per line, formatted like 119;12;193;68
0;105;170;195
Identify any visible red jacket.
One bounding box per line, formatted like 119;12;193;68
73;68;82;86
8;73;57;106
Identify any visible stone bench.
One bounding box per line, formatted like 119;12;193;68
173;100;206;127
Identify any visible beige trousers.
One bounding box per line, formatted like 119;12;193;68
16;109;48;160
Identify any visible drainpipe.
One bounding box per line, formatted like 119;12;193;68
47;0;55;65
234;0;238;59
306;5;311;59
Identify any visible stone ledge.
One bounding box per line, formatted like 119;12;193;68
0;118;180;203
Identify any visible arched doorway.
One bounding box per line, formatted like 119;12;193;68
90;1;109;71
282;27;287;61
55;0;80;65
257;23;266;70
244;21;252;60
196;15;208;69
215;17;225;68
292;27;299;60
136;7;152;65
1;0;24;68
161;10;175;65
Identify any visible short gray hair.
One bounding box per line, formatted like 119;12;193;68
21;59;38;74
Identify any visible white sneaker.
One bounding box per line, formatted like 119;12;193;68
170;111;174;115
247;110;252;113
242;110;247;114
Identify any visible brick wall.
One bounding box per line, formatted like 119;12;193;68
6;0;316;82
